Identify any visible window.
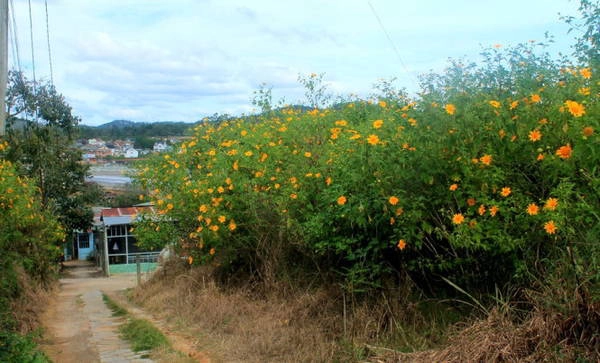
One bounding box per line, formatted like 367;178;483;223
78;233;90;249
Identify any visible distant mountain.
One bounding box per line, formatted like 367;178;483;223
78;120;198;140
97;119;138;129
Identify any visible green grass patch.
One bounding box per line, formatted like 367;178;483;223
101;293;127;317
119;318;170;352
101;293;170;354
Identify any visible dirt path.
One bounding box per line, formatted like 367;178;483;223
40;260;152;363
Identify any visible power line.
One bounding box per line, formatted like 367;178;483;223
27;0;38;121
8;0;21;73
367;0;418;89
44;0;53;84
27;0;36;86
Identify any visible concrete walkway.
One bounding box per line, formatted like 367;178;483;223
41;260;154;363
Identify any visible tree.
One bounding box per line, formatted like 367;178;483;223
4;71;94;231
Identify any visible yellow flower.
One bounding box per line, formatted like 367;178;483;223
187;256;193;265
536;153;545;161
388;196;399;205
579;67;592;79
199;204;208;213
544;221;558;234
530;94;541;103
209;247;216;255
290;193;298;200
583;126;594;137
397;239;407;250
335;119;348;126
578;87;591;96
467;198;476;207
304;151;312;158
373;119;384;129
337;195;347;205
449;183;458;191
555;144;572;159
500;187;511;197
480;154;492;166
325;177;332;186
526;203;539;215
528;130;542;142
489;100;501;108
244;150;254;157
452;213;465;225
564;100;585;117
444;104;456;115
367;134;380;145
166;203;174;210
209;225;219;232
478;204;486;216
544;198;559;211
379;100;387;108
228;221;237;231
509;100;519;110
218;215;227;223
489;205;499;216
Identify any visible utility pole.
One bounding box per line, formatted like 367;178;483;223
0;0;7;136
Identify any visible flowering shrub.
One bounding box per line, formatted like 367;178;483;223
0;154;65;280
135;40;598;294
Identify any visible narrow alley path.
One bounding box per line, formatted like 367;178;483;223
40;260;153;363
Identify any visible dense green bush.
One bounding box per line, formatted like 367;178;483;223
0;144;65;362
134;4;599;300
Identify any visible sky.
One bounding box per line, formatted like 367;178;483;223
8;0;583;126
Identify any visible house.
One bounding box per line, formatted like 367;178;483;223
153;141;169;152
70;229;95;260
96;204;160;276
124;148;139;158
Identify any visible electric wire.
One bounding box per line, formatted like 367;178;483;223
44;0;53;84
27;0;36;86
8;0;22;73
367;0;418;89
27;0;38;120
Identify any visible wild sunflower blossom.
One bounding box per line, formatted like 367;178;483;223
388;196;399;205
544;198;559;211
444;104;456;115
452;213;465;225
397;239;407;250
528;130;542;142
337;196;347;205
373;119;384;129
526;203;539;215
367;134;380;145
449;183;458;191
564;100;585;117
556;144;572;159
544;221;558;235
480;154;492;166
500;187;511;197
489;100;501;108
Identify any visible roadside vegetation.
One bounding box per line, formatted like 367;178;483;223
102;293;195;362
133;2;600;361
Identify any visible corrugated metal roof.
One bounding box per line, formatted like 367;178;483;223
100;205;155;225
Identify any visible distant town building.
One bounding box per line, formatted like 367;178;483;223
153;141;169;152
124;148;139;158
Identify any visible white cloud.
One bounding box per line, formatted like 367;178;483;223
8;0;580;126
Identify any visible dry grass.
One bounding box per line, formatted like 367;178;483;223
375;292;600;362
10;266;55;334
135;260;600;362
132;261;345;362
